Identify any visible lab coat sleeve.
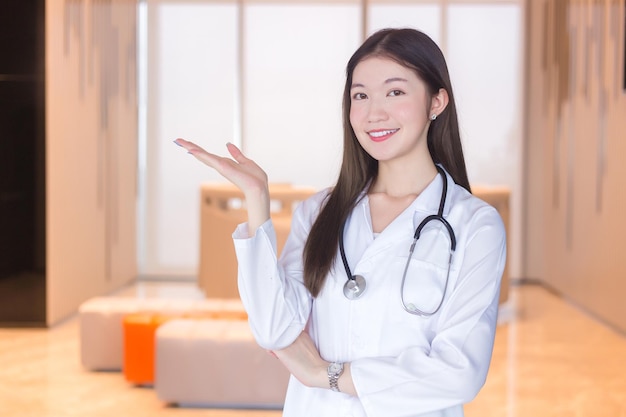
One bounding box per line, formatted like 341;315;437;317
351;206;507;417
233;190;327;350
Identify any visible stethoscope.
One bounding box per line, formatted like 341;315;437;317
339;165;457;316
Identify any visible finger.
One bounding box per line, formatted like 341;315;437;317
174;138;208;155
225;142;250;164
224;142;267;180
177;139;237;167
174;139;223;169
174;138;224;167
174;138;195;150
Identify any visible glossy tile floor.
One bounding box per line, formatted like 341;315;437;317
1;281;625;417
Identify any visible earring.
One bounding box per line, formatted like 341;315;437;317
430;114;437;121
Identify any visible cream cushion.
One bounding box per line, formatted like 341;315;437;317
155;318;290;408
79;297;245;370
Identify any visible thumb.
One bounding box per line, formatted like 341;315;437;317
225;142;247;163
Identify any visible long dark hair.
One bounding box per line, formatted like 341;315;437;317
303;28;470;297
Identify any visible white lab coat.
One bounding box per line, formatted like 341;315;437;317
233;169;506;417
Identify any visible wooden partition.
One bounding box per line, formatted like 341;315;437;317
198;184;315;298
46;0;138;325
524;0;626;333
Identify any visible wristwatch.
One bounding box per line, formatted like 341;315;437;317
327;362;344;392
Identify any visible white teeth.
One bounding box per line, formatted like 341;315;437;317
369;129;398;138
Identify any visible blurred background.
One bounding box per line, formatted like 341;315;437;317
0;0;625;416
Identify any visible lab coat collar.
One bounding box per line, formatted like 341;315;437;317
348;164;453;252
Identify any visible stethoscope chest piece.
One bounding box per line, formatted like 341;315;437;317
343;275;366;299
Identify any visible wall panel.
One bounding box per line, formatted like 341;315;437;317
367;3;441;42
524;0;626;333
142;1;238;276
243;2;361;189
447;4;523;279
46;0;138;325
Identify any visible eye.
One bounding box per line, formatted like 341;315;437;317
352;92;367;100
388;89;405;97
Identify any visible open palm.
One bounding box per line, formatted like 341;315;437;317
174;138;270;233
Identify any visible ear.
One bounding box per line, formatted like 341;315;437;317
429;88;449;119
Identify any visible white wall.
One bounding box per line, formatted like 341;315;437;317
140;0;361;278
142;1;239;277
243;3;360;189
446;4;523;279
139;0;524;280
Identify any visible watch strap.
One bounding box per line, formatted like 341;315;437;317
328;362;344;392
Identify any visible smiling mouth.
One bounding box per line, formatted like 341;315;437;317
368;129;399;142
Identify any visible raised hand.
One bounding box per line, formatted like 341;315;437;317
174;138;270;235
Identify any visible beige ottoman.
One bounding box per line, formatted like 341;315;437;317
155;319;290;408
79;297;245;371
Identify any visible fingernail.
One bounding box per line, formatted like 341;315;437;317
173;139;182;147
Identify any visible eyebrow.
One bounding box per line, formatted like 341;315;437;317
350;77;409;89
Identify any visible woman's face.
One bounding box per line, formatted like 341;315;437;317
349;56;433;164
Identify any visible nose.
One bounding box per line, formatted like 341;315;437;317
367;98;388;123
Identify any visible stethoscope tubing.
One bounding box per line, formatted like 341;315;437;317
339;165;457;315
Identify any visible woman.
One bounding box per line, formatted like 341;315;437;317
175;28;506;417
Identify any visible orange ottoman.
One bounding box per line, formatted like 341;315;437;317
123;313;173;385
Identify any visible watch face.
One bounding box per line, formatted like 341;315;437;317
328;362;343;375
